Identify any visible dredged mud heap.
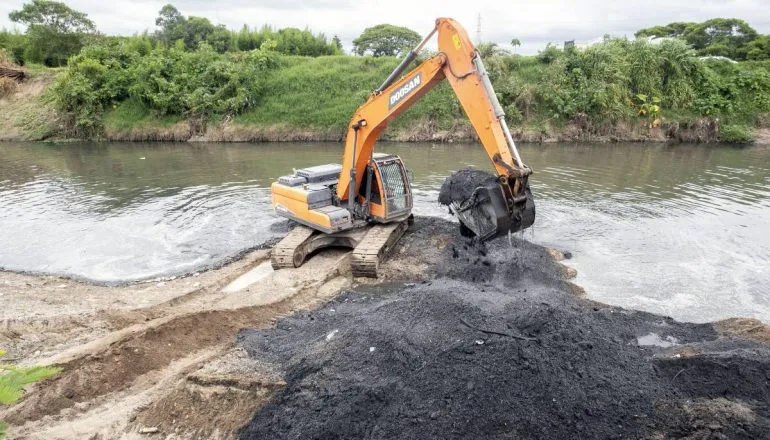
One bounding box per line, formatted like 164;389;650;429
239;217;770;439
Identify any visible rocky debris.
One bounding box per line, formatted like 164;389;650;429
238;217;770;439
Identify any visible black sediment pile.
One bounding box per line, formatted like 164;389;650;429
239;217;770;439
438;168;498;206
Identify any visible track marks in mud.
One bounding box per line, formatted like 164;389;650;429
1;251;351;439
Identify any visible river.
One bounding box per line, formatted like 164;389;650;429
1;141;768;323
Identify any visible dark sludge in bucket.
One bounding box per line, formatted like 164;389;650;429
439;168;535;241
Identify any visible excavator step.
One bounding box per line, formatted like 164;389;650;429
351;217;411;278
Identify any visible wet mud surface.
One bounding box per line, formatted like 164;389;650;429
239;217;770;439
437;168;498;206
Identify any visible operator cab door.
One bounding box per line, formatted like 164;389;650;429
360;155;412;223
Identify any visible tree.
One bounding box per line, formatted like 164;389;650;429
636;18;760;61
155;4;186;45
683;18;758;60
8;0;96;66
9;0;94;33
352;24;421;57
182;16;214;49
636;22;696;39
510;38;521;54
332;35;343;52
0;29;28;64
742;35;770;60
477;42;509;59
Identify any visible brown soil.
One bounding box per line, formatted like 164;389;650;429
0;72;59;141
755;128;770;145
135;349;285;439
0;250;270;365
0;246;351;439
715;317;770;345
104;122;192;142
96;116;768;145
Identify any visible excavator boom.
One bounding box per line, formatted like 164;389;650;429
336;17;534;240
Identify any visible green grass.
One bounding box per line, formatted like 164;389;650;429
234;56;398;129
233;55;460;134
104;97;184;131
720;124;756;143
1;349;61;439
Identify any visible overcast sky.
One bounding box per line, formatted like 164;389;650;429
2;0;770;54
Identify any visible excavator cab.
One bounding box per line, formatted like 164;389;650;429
358;154;413;223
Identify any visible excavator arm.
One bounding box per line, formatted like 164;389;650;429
336;18;534;240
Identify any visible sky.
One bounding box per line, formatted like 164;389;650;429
2;0;770;54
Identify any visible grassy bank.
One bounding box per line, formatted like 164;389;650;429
3;38;770;143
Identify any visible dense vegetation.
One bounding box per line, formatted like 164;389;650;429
0;1;341;66
44;34;770;142
2;0;770;142
5;0;96;66
637;18;770;61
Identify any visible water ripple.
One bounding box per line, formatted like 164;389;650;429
1;141;769;324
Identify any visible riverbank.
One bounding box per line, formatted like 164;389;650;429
4;86;768;145
2;217;770;439
2;57;770;145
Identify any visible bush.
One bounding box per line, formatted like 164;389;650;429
1;349;61;439
51;40;278;136
50;41;136;135
537;44;562;64
719;124;755;143
129;43;276;117
0;48;13;65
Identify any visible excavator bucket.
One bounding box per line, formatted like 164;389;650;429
439;169;535;241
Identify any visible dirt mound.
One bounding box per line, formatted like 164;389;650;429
238;217;770;439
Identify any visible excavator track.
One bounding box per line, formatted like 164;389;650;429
351;217;411;278
271;225;317;270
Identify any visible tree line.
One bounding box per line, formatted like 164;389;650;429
3;1;769;68
636;18;770;61
0;1;344;66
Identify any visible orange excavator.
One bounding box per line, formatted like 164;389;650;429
270;18;535;276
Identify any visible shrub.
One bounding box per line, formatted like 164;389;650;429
537;43;562;64
51;39;279;136
1;349;61;439
719;124;755;143
50;41;136;135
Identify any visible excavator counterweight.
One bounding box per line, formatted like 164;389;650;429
270;17;535;276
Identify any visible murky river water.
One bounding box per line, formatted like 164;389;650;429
1;141;769;323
